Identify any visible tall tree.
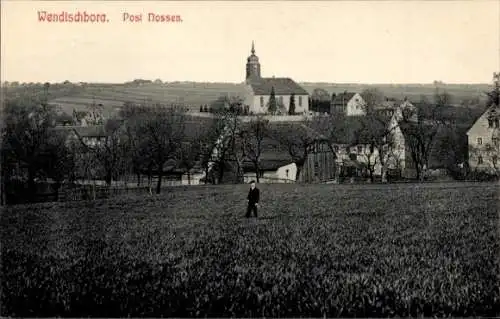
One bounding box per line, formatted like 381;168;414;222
205;110;242;184
177;121;211;185
240;116;269;182
268;87;277;115
140;105;186;194
2;96;67;201
354;110;397;183
289;93;296;115
400;91;448;181
78;118;126;186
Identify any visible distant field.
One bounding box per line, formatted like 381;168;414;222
2;82;489;118
1;182;498;317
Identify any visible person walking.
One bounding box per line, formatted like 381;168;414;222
246;180;259;218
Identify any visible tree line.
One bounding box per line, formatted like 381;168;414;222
2;75;498;204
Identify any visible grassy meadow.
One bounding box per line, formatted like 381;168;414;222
1;182;499;317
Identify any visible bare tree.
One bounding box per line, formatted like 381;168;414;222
76;119;126;186
140;105;186;194
400;91;448;181
240;116;269;182
199;117;226;184
2;96;66;201
355;111;397;183
177;121;211;185
269;120;319;181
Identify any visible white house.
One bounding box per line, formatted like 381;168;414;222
331;92;366;116
242;42;309;115
466;105;500;172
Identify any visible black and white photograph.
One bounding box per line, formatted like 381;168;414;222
1;0;499;317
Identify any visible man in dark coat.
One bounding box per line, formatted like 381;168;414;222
246;180;259;218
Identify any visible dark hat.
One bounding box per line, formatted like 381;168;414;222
249;180;256;184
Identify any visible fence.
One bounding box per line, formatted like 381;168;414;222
58;184;152;202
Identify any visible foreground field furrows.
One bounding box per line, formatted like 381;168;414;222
1;183;499;317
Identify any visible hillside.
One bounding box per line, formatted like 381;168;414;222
1;182;498;317
2;82;490;119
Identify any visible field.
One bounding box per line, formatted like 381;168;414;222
1;182;499;317
3;82;489;119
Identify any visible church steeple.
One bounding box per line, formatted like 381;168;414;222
246;41;261;81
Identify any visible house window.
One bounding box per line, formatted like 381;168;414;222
334;145;339;152
260;96;264;108
298;96;303;107
478;156;483;164
489;119;494;128
477;137;482;145
357;145;363;153
493;137;499;146
285;169;289;178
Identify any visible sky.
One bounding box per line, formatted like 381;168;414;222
1;0;499;84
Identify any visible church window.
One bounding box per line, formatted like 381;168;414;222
477;137;482;145
260;96;264;108
298;96;303;107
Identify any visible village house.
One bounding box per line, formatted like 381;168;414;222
466;104;500;173
330;92;366;116
240;122;336;183
242;42;310;115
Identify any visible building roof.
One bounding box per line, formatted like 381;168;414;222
248;77;309;96
237;121;325;171
242;159;292;172
331;92;357;107
305;116;378;145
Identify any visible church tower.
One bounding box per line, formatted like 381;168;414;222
246;41;261;81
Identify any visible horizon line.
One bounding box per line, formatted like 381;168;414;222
2;80;492;86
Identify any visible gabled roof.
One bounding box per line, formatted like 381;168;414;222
248;77;309;96
331;92;357;107
242;159;292;172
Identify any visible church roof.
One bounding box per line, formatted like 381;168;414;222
248;77;309;96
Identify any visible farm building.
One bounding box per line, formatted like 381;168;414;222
466;104;500;173
238;122;336;183
330;92;366;116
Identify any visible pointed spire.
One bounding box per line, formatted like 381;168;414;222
251;41;255;55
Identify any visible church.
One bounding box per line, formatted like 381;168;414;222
242;42;310;115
